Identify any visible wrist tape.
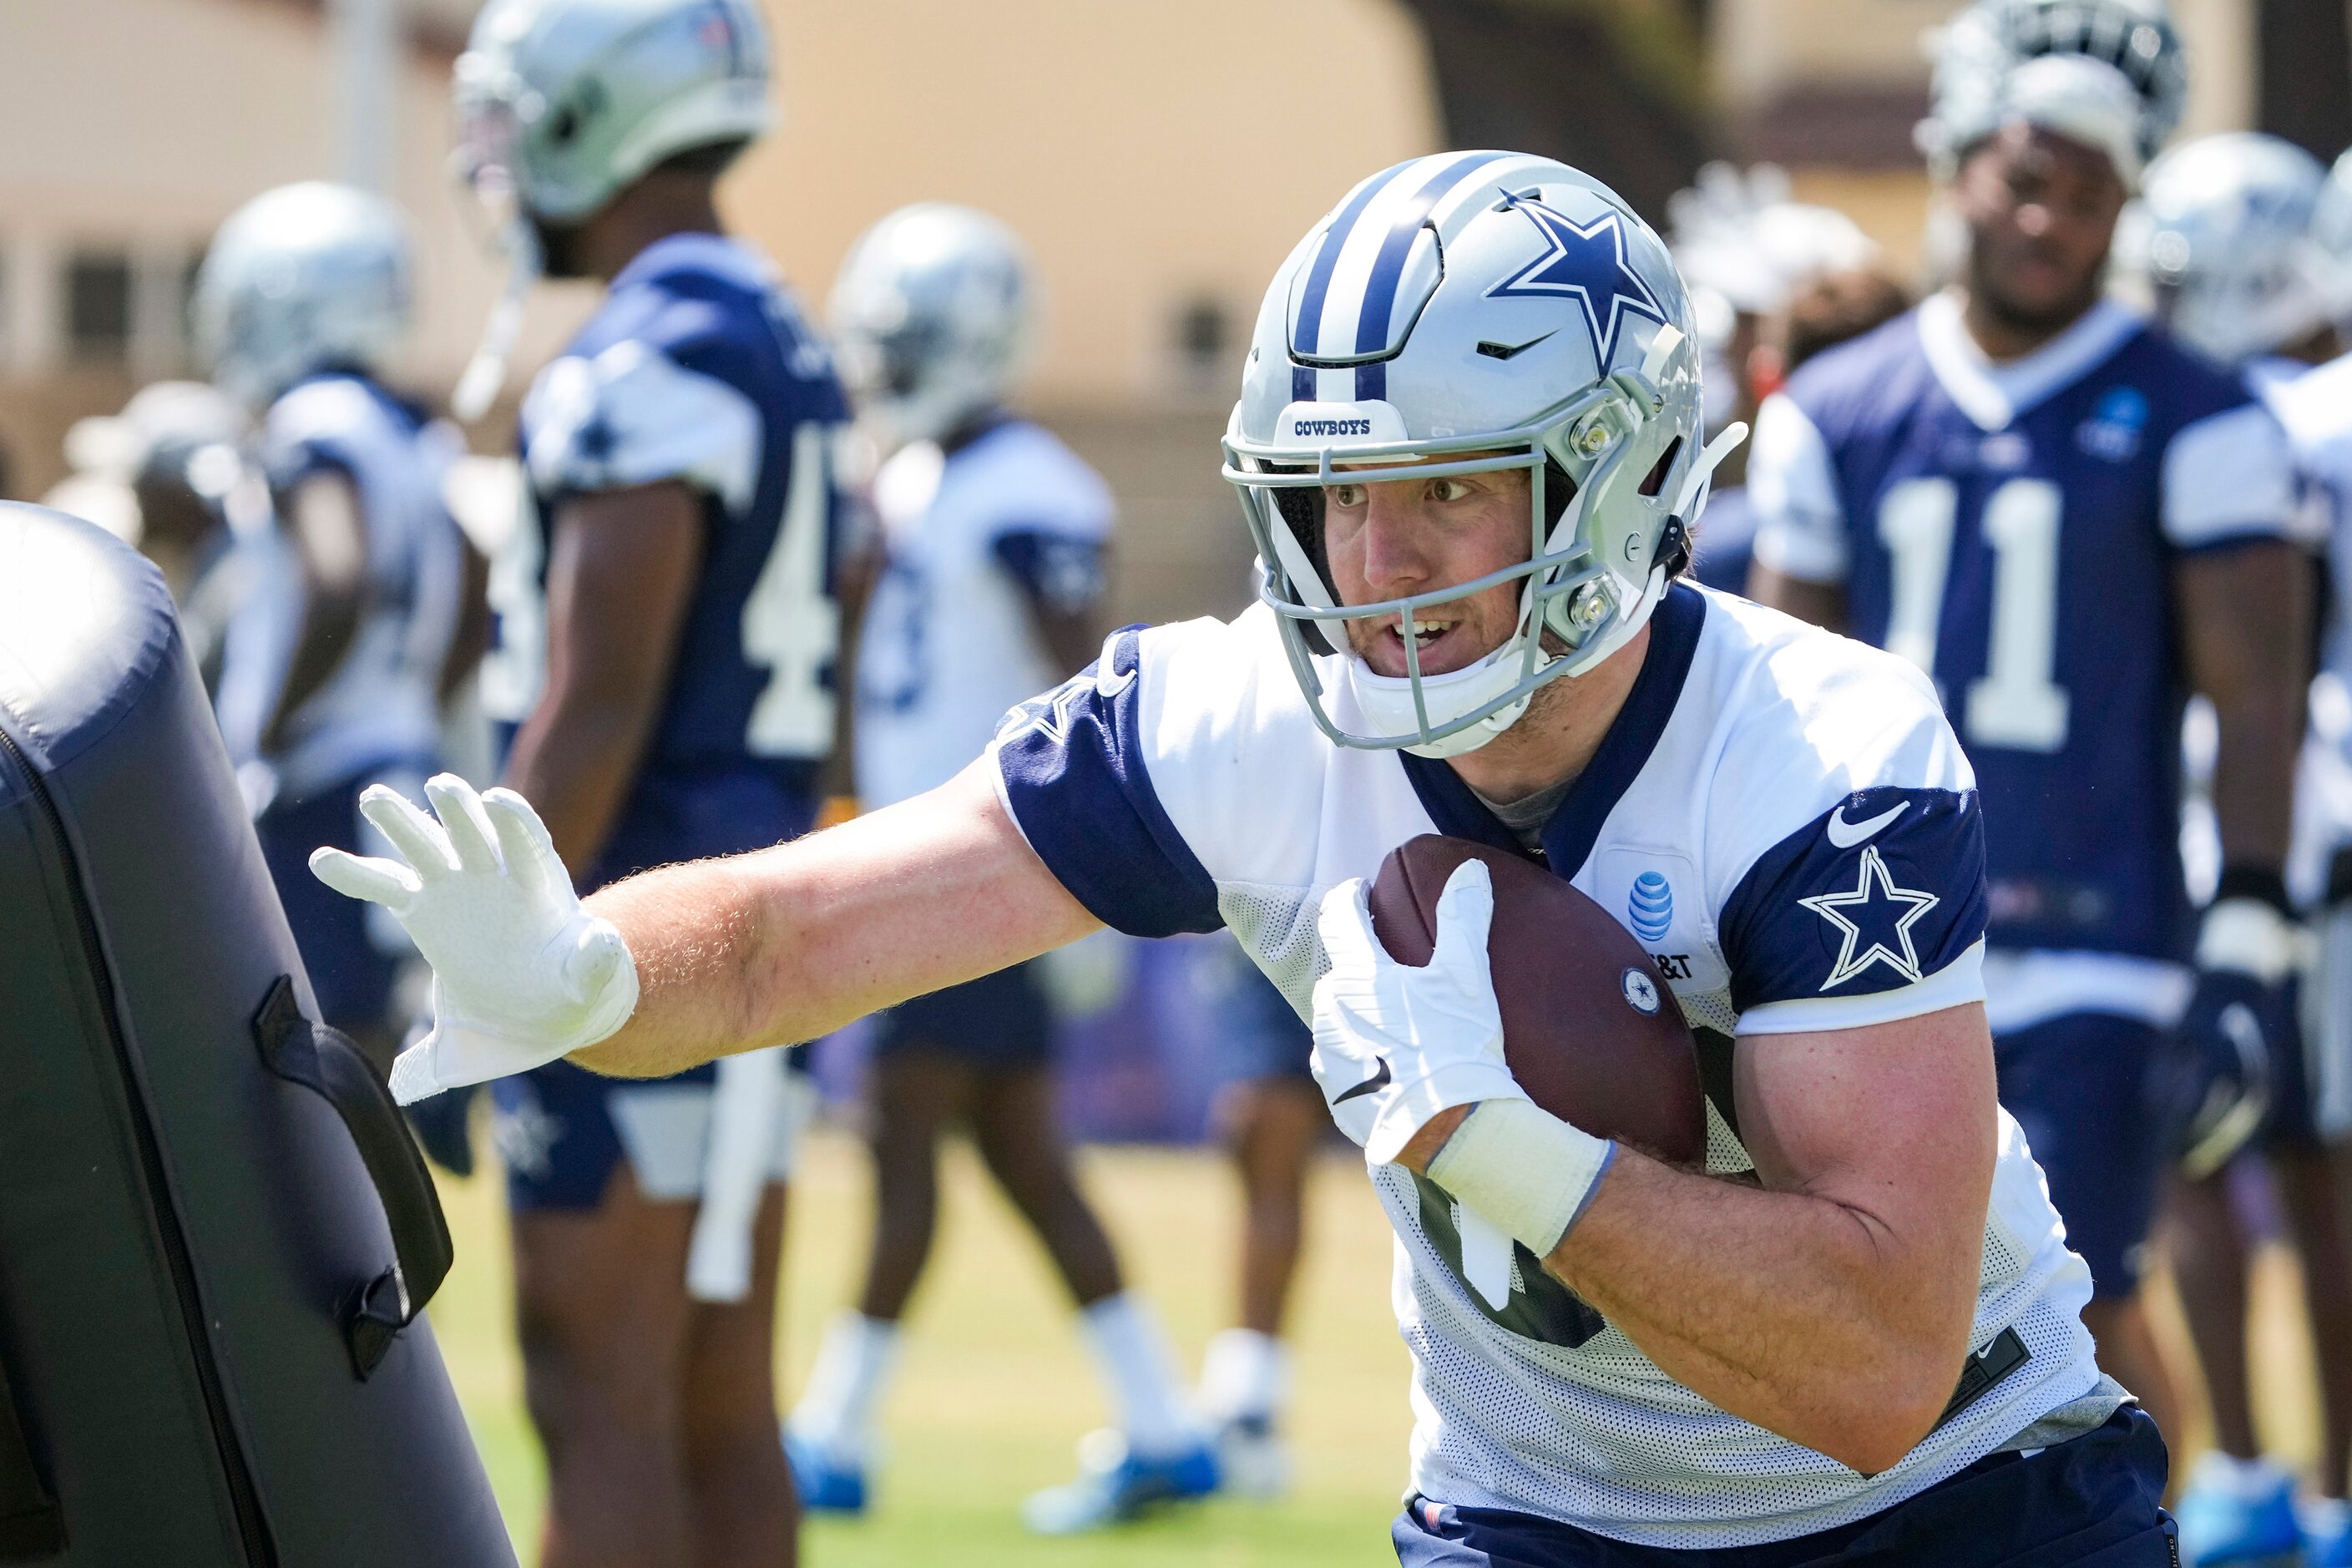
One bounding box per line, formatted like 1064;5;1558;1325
2198;897;2301;984
1425;1099;1616;1257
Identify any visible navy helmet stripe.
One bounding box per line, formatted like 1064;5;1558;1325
1292;364;1316;402
1355;361;1386;401
1353;150;1513;357
1291;159;1418;363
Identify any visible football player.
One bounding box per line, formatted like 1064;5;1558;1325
1747;0;2314;1461
783;204;1215;1531
448;1;840;1562
324;150;2177;1565
1667;165;1879;591
2116;130;2352;1566
194;184;482;1075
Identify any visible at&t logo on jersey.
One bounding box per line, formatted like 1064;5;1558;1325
1627;871;1672;942
2076;386;2148;463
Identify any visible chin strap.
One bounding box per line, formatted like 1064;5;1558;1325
452;220;542;423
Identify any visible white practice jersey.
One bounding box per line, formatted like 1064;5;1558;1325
988;583;2099;1548
855;419;1111;808
2258;352;2352;893
214;372;463;798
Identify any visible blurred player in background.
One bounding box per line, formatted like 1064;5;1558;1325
2117;130;2352;1565
1750;0;2316;1462
1193;936;1320;1500
786;203;1216;1535
47;381;255;686
193;183;483;1074
1667;165;1881;591
451;0;838;1561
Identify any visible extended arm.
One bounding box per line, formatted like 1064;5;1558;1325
260;472;368;752
574;759;1100;1076
2177;541;2311;872
502;481;703;874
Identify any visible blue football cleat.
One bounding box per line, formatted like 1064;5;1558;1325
782;1427;868;1517
2304;1495;2352;1567
2176;1453;2302;1566
1021;1429;1222;1535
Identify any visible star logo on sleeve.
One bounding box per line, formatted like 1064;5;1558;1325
1798;846;1941;991
1484;199;1667;366
998;659;1136;746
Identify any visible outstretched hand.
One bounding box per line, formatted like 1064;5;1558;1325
311;774;638;1104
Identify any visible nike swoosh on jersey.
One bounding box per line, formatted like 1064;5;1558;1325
1092;663;1136;698
1333;1056;1392;1104
1825;801;1908;849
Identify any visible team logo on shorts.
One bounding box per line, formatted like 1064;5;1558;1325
1799;846;1940;990
1627;871;1672;943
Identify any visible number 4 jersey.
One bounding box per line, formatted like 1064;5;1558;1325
1750;292;2311;966
490;233;847;888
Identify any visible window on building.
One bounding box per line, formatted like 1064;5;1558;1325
67;251;133;361
1175;296;1231;376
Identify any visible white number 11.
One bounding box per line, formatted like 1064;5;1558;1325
1874;474;2069;753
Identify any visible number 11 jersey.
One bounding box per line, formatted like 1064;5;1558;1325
491;232;847;889
1750;292;2309;964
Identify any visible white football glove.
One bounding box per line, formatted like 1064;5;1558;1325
309;773;638;1105
1309;859;1525;1165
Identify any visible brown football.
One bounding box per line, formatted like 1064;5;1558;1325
1368;834;1706;1166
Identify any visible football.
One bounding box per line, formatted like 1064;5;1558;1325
1368;834;1707;1166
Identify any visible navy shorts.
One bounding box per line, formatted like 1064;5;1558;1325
2256;977;2317;1150
492;1048;812;1211
1994;1013;2167;1299
1393;1406;2173;1567
1198;939;1313;1086
254;764;427;1039
871;960;1055;1070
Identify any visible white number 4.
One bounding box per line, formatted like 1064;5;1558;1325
741;422;840;757
1874;474;2069;753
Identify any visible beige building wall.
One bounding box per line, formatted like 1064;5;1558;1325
731;0;1441;407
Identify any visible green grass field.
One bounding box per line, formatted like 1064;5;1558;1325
427;1127;1419;1566
425;1128;2329;1565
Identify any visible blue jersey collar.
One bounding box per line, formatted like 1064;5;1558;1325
1914;291;2145;432
1399;581;1707;880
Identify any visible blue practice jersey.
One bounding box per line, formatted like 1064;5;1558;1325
1750;294;2307;973
488;233;847;887
214;372;465;800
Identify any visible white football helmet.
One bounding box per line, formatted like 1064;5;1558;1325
449;0;773;417
2312;146;2352;327
1920;0;2188;185
1223;152;1739;758
830;204;1032;449
190;183;413;410
2118;133;2332;364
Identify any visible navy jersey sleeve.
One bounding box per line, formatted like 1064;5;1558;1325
989;626;1222;938
991;529;1109;617
521;283;841;517
1719;783;1989;1016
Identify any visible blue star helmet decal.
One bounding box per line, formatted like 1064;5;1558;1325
1484;196;1668;367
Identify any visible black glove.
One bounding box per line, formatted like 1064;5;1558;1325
2165;873;2300;1180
